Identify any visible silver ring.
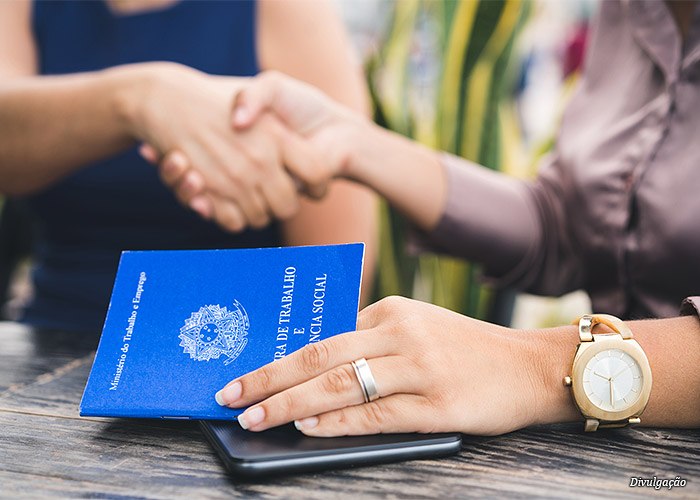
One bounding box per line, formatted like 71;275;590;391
351;358;379;403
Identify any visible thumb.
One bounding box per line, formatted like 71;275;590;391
277;125;329;200
231;71;283;129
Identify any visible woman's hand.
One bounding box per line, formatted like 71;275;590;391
119;63;325;231
231;70;366;184
156;70;367;210
214;296;553;437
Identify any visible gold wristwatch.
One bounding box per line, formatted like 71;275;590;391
563;314;652;432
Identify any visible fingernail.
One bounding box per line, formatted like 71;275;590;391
184;175;205;197
171;151;187;169
190;197;211;219
215;381;241;406
294;416;319;431
214;390;226;406
238;406;265;430
138;144;156;164
233;106;249;126
163;159;177;175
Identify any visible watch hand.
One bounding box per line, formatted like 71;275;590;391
610;379;615;408
594;371;611;381
611;366;628;380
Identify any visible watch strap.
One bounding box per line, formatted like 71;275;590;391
585;417;641;432
573;314;633;341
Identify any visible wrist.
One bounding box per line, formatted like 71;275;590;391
336;112;376;181
107;62;190;142
526;325;582;426
343;121;446;230
107;64;153;141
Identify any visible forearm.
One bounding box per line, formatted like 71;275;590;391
344;119;539;277
344;120;447;232
531;315;700;428
0;63;158;195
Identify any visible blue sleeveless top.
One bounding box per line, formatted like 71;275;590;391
23;0;280;332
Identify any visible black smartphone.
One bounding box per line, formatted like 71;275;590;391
200;420;462;478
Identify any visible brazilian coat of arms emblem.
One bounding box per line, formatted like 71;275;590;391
178;302;249;365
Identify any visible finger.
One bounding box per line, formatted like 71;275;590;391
303;181;329;201
234;186;271;230
250;187;272;229
259;169;299;220
296;395;436;437
138;143;160;165
178;170;206;201
216;327;399;408
184;139;241;195
158;150;190;188
189;195;213;220
237;356;419;431
209;179;269;230
277;127;329;199
209;196;247;233
231;72;281;129
169;172;202;210
201;137;272;229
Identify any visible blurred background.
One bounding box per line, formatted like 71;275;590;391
1;0;598;330
334;0;597;329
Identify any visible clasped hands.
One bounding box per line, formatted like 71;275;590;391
139;70;354;231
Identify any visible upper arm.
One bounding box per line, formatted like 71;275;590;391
0;0;38;79
257;0;377;302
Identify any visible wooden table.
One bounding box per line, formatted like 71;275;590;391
1;322;698;499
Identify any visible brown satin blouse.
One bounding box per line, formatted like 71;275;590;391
424;0;700;319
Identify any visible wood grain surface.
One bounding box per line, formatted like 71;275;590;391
1;322;698;499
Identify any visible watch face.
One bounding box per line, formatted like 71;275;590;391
582;348;644;412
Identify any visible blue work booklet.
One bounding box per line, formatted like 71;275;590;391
80;243;364;420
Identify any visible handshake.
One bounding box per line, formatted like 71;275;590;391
133;67;366;233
